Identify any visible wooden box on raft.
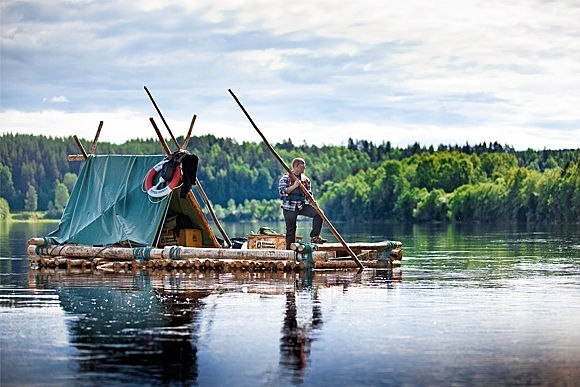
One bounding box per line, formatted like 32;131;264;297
247;234;286;250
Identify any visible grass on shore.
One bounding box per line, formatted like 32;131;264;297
5;212;60;222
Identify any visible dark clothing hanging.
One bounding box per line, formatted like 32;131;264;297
161;150;199;198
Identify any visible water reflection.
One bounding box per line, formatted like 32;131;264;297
30;272;211;385
25;267;403;385
279;274;323;383
4;221;579;386
278;268;403;384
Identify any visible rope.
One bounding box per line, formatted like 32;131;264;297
294;242;316;270
168;246;182;260
147;193;170;204
132;247;153;262
35;246;49;256
376;247;393;267
92;245;113;259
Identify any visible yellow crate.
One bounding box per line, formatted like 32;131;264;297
178;229;203;247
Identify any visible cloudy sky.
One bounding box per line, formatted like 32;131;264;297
1;1;579;150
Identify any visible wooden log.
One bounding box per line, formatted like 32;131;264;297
28;238;48;246
67;154;87;162
73;135;88;159
28;256;41;269
181;114;195;150
391;249;403;260
131;259;142;269
98;262;115;272
89;121;103;154
66;259;86;268
28;243;332;262
27;242;403;272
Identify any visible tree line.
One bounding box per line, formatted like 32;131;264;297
0;133;578;224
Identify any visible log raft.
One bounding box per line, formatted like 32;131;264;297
28;239;402;272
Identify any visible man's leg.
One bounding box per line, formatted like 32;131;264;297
299;205;323;238
283;209;298;250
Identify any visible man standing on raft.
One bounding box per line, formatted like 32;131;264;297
278;157;327;250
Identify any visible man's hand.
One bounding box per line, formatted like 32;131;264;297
289;178;301;192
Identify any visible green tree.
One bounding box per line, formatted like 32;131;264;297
54;181;70;212
393;187;426;220
413;189;448;222
24;184;38;212
0;163;16;207
0;197;9;220
63;173;78;193
480;153;518;179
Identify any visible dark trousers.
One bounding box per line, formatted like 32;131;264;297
283;204;323;250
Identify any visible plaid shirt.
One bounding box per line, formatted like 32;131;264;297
278;173;312;211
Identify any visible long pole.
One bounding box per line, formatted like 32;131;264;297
144;86;232;247
228;89;364;269
144;86;179;149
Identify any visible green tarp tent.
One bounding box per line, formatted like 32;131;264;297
48;155;177;246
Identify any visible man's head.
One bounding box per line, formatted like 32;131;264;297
292;158;305;168
292;158;306;174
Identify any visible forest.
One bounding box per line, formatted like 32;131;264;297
0;133;578;224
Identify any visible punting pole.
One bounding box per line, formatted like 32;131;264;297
228;89;365;270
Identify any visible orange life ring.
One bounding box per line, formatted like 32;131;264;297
144;160;182;198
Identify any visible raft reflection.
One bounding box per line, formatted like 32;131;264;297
29;268;402;384
31;271;211;385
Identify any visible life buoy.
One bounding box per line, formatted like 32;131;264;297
144;160;182;198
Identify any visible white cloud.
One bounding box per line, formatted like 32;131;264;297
42;96;69;103
1;0;580;150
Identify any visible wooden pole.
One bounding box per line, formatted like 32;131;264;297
73;135;88;159
149;117;223;247
195;176;232;247
144;87;232;247
89;121;103;154
181;114;196;150
228;89;365;270
150;118;172;154
144;85;179;150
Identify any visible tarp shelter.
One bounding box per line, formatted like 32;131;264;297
47;155;219;247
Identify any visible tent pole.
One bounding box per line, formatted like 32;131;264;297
144;87;233;248
150;118;226;248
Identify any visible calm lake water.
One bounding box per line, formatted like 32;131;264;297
1;220;579;386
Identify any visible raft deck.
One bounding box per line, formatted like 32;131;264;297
27;239;403;272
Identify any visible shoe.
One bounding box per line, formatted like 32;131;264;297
311;236;327;244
